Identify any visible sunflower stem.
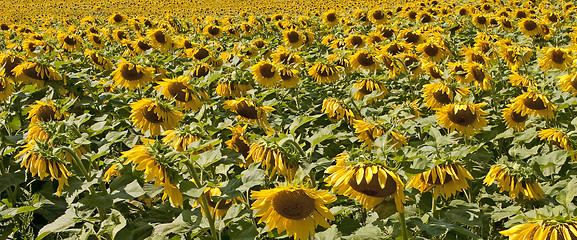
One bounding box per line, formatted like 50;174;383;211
185;160;220;240
431;195;437;218
61;147;92;182
0;154;17;206
399;212;410;240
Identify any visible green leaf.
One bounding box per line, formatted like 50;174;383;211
0;204;41;220
491;205;522;222
315;225;341;240
180;180;206;198
0;171;25;193
36;208;77;240
237;163;266;192
151;208;203;237
289;115;320;134
307;124;337;147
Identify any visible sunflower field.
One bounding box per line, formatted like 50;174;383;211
1;0;577;239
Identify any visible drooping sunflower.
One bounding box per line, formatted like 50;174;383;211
155;76;208;111
0;76;14;102
353;78;388;101
225;125;251;163
422;61;443;79
13;62;62;87
407;163;473;200
509;71;535;89
416;40;448;62
322;98;357;122
559;73;577;95
271;46;302;66
26;100;64;124
86;33;104;49
16;141;70;196
121;139;183;207
216;82;252;98
500;219;577;239
277;66;300;89
103;164;120;183
147;28;172;51
0;53;23;78
251;61;280;88
436;103;488;136
129;98;183;136
484;165;544;200
251;185;336;240
247;140;297;178
422;82;470;109
111;62;154;90
539;128;576;161
352;120;407;149
345;34;365;49
85;49;112;71
222;98;274;134
502;105;529;132
350;50;380;72
464;63;492;91
112;29;129;43
162;126;214;154
399;53;422;75
539;47;574;71
308;63;343;84
197;186;240;218
56;32;82;52
472;14;489;29
325;154;405;211
510;91;556;119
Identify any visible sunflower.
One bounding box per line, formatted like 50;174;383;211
539;47;574;71
322;10;339;27
472;14;489;28
155;76;208;111
510;91;556;119
111;62;154;90
509;71;535;89
278;66;300;89
308;63;343;84
416;40;448;62
399;53;422;75
186;45;212;62
222;98;274;134
322;98;356;122
250;61;280;88
422;82;470;109
131;38;153;54
345;34;365;49
26;100;64;124
325;155;405;211
398;29;424;45
407;163;473;200
353;78;388;101
108;13;127;24
559;73;577;95
368;8;388;24
447;62;469;83
86;33;104;49
422;61;443;79
13;62;62;87
85;49;112;71
225;125;251;163
121;140;183;207
103;164;120;183
352;120;384;147
129;98;183;136
112;29;129;42
247;140;297;178
16;141;71;196
271;46;302;66
216;82;252;98
251;185;336;240
484;165;544;200
539;128;576;161
350;50;380;72
282;28;305;49
500;219;577;239
147;28;172;51
162;128;214;154
519;18;542;37
502;105;529;131
56;33;82;52
464;63;492;91
0;53;23;78
0;76;14;102
197;186;239;218
436;103;488;136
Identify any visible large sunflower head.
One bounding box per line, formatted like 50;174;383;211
162;125;213;154
129;98;183;136
247;139;298;178
216;81;252;98
502;105;529;132
0;53;24;78
538;128;576;161
277;66;300;89
222;97;275;134
85;49;113;71
539;47;574;71
353;78;388;102
87;33;104;49
407;162;473;200
112;28;129;42
322;9;339;27
559;73;577;95
322;98;358;123
111;62;154;90
271;46;302;66
0;76;14;102
13;62;62;87
56;32;82;52
16;140;70;196
464;62;492;91
350;50;380;72
484;164;544;200
368;8;388;24
26;100;65;124
147;28;172;51
510;91;556;119
251;185;336;240
121;139;182;207
345;34;365;49
154;75;208;111
416;40;448;62
225;125;251;163
250;61;280;88
519;18;541;37
500;218;577;239
422;82;470;109
325;154;405;211
108;13;127;24
282;28;304;49
436;103;488;136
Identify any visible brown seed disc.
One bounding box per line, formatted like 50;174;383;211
272;189;315;220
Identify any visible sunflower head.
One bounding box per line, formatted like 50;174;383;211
216;81;252;98
322;10;339;27
0;76;14;102
484;164;545;200
129;98;183;136
353;78;388;101
111;62;154;90
225;125;251;163
155;76;208;111
250;61;280;88
222;97;275;134
502;105;529;132
500;218;577;239
436;103;488;136
147;29;172;51
247;139;297;179
13;62;62;87
282;28;304;48
27;100;65;124
85;49;112;71
350;50;379;72
109;13;127;24
407;163;473;200
56;32;82;52
510;91;556;119
539;47;573;71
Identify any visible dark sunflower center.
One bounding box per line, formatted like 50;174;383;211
571;77;577;91
424;44;439;57
144;20;153;27
370;35;382;43
153;31;166;44
348;170;397;197
372;10;385;20
194;48;209;60
89;27;99;34
253;40;265;48
232;136;250;158
516;11;527;19
63;36;76;46
421;14;432;23
208;26;220;36
523;20;537;31
381;28;394;38
120;64;144;81
433;90;452;104
272;189;315;220
92;36;102;45
317;65;333;77
0;80;5;91
523;96;547;110
193;65;210;77
113;14;123;23
471;66;485;82
387;44;402;55
3;57;22;77
142;107;163;123
502;19;512;28
552;50;565;64
0;24;9;30
278;53;294;64
167;82;188;102
408;11;417;20
183;40;193;49
357;52;375;67
404;56;419;71
23;66;50;81
448;106;477;126
404;32;420;44
89;53;103;65
510;110;528;123
37;105;58;122
548;14;558;22
359;85;372;94
287;31;300;43
243;24;251;32
205;192;233;209
116;31;126;40
454;65;467;77
280;71;293;81
429;67;442;79
427;169;454;185
349;36;363;47
326;13;337;22
459;9;468;16
258;63;275;79
236;100;259;119
476;16;487;25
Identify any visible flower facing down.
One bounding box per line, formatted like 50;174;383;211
251;185;336;240
16;141;71;196
223;98;274;134
130;98;183;136
484;165;544;200
500;219;577;240
111;62;154;90
407;163;473;200
436;103;488;136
